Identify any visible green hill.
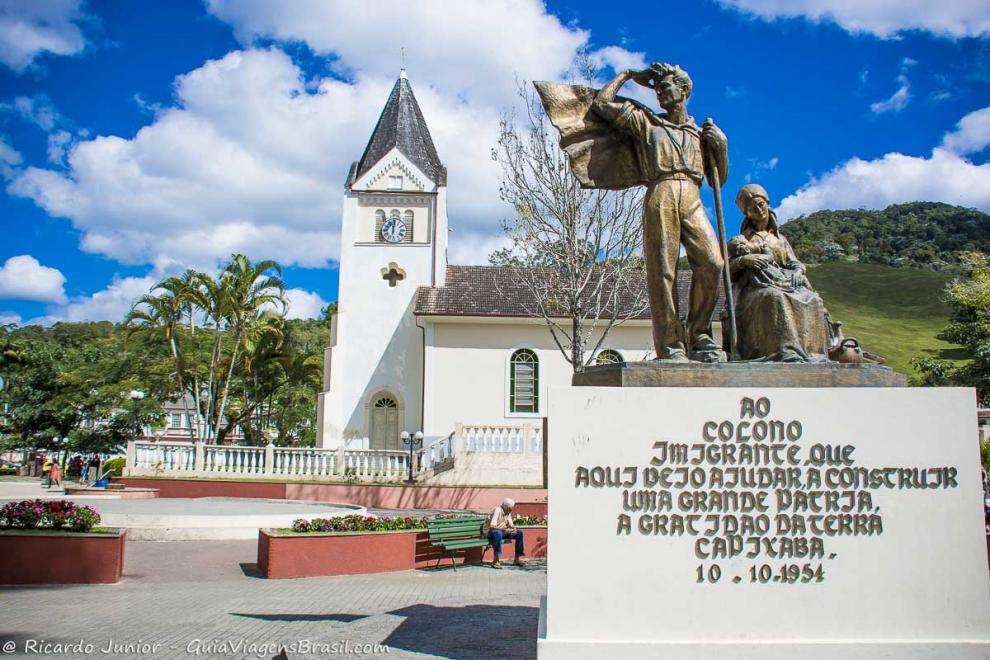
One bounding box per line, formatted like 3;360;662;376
804;262;962;377
781;202;990;269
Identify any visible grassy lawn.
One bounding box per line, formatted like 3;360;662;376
806;262;965;378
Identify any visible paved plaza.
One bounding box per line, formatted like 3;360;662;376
0;480;546;659
1;538;546;659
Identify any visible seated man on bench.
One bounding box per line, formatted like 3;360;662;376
488;498;526;569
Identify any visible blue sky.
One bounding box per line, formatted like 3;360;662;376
0;0;988;325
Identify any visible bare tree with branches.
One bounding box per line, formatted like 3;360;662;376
491;81;648;373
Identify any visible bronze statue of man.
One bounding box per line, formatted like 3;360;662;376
536;63;729;362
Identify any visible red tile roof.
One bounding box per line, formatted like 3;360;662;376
415;265;726;320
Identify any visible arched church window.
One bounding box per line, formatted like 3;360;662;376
403;210;414;242
374;396;397;409
595;349;624;365
509;349;539;414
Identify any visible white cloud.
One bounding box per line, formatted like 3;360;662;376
447;231;510;266
8;3;642;274
283;288;328;320
0;135;21;179
46;129;72;165
0;0;88;72
941;107;990;155
0;311;22;326
716;0;990;39
0;255;67;304
870;59;915;114
33;275;155;324
8;49;350;270
7;95;60;131
29;273;329;326
0;136;20;165
869;74;910;114
777;108;990;220
206;0;592;107
588;46;646;76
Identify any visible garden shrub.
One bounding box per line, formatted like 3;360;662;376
101;457;125;477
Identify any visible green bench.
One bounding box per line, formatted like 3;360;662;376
426;515;491;569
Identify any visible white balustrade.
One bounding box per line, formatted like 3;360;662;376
459;424;540;453
204;445;265;475
418;434;454;470
531;427;543;453
271;447;337;477
132;441;196;472
124;420;545;482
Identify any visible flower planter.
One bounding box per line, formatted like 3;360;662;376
0;529;126;584
258;526;547;579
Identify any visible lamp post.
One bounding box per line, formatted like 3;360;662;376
400;430;424;484
128;389;145;441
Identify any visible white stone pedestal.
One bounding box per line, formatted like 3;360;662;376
538;387;990;659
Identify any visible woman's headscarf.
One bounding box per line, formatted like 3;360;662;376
735;183;779;236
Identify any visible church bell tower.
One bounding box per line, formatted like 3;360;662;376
317;70;448;449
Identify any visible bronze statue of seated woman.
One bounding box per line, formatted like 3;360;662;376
726;184;879;364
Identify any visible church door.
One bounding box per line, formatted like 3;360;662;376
370;395;400;450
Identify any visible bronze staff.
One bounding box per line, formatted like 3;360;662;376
703;118;738;361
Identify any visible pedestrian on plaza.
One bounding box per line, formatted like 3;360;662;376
487;498;526;569
49;461;62;489
70;455;83;479
42;457;53;487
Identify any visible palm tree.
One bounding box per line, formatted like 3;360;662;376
212;255;286;442
217;312;284;444
127;271;209;442
125;255;289;444
125;284;201;436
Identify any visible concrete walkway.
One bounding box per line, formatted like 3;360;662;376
0;538;546;659
0;481;370;540
0;479;546;658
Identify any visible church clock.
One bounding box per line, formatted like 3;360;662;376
381;216;406;243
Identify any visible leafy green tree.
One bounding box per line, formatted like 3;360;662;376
0;322;163;460
912;251;990;404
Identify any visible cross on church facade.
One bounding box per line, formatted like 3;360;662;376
383;265;405;287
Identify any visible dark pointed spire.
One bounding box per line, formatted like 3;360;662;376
350;71;446;188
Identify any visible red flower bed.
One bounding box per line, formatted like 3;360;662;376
291;514;427;533
0;499;101;532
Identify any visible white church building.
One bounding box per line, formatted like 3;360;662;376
316;72;715;484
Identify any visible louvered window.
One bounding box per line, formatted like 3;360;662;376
375;209;385;241
403;210;414;242
510;349;539;413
